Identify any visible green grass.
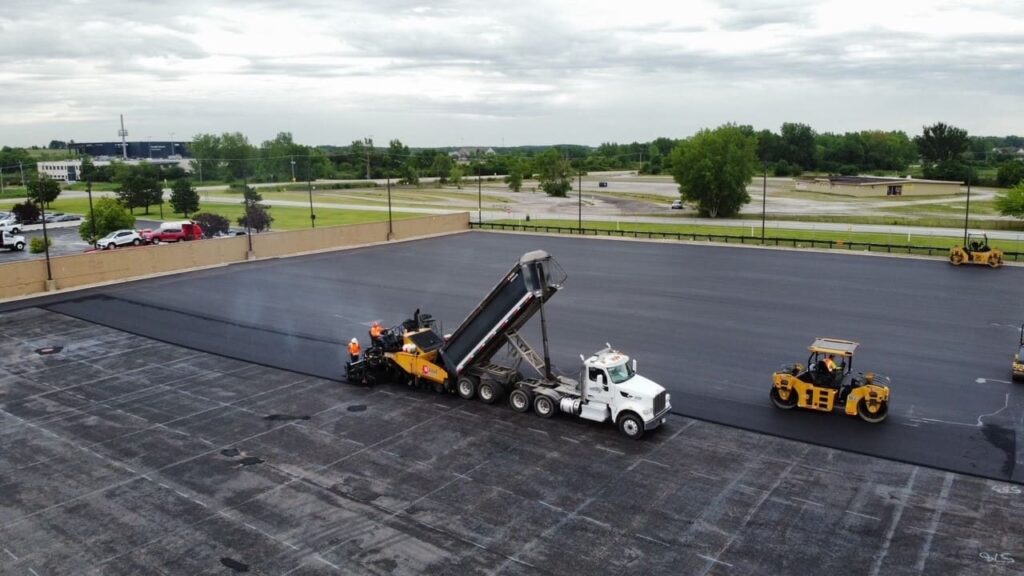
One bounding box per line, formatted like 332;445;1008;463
495;219;1024;253
0;198;421;230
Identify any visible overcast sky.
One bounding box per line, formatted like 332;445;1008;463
2;0;1023;148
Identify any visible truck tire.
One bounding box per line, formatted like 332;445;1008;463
617;412;645;440
132;238;142;246
509;388;531;413
14;241;25;251
478;381;501;404
457;376;477;400
152;237;161;245
533;395;555;419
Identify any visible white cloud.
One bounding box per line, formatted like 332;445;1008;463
1;0;1023;147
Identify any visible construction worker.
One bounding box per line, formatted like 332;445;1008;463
370;321;383;343
348;338;361;363
823;354;837;373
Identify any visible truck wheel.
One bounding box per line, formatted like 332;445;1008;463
457;376;477;400
617;412;645;440
770;387;798;409
14;241;25;251
132;238;141;246
152;237;160;245
478;381;501;404
989;256;1002;268
857;399;888;423
533;395;555;418
509;389;531;413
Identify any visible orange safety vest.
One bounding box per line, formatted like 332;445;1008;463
348;341;361;356
370;324;382;338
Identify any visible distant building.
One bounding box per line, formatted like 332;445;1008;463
449;147;496;164
795;175;961;197
36;158;191;183
70;141;191;160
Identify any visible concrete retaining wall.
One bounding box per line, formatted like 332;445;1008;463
0;213;469;301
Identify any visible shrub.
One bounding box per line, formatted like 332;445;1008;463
29;236;51;253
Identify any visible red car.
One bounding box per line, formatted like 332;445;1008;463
141;221;204;244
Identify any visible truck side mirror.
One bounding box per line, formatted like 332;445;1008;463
596;374;606;387
632;359;637;372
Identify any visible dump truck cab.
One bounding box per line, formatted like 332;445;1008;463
580;347;670;436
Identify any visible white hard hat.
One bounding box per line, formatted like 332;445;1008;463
350;338;358;344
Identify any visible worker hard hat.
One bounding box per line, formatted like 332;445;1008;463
350;338;358;344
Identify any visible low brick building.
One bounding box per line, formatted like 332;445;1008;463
795;175;961;197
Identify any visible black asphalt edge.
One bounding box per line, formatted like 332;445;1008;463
477;228;1024;266
666;408;1020;486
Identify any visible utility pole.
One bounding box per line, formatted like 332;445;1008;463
963;173;972;246
761;163;767;245
387;172;393;239
19;161;25;186
87;178;97;241
578;169;583;233
307;165;315;228
365;137;372;180
118;115;128;160
477;166;482;224
291;156;296;182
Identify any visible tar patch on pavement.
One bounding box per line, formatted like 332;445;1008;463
347;405;367;412
237;456;265;467
220;557;249;572
263;414;311;421
34;346;63;355
220;448;241;457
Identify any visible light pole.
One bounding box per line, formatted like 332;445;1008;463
307;165;315;228
387;172;393;239
761;163;767;245
19;161;25;186
962;172;972;245
87;178;96;241
578;169;583;233
365;136;373;180
169;132;175;156
291;156;297;182
39;197;53;288
477;165;482;224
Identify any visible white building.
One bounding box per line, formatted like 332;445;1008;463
36;158;191;183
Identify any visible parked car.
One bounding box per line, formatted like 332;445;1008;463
598;181;609;188
96;229;143;250
0;231;26;252
141;221;204;244
0;219;21;234
51;214;82;222
214;227;248;237
43;212;66;222
671;200;683;209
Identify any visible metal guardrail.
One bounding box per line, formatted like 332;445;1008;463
471;222;1024;262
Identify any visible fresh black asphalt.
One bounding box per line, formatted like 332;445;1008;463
14;231;1024;483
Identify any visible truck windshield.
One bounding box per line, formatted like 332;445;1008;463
607;362;634;384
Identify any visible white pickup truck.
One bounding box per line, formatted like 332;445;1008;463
1;231;26;251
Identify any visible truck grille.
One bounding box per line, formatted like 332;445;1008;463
653;391;667;415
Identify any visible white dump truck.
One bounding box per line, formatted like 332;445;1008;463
347;250;671;439
0;231;26;252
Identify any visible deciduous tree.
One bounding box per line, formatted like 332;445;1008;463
670;124;758;218
79;198;135;242
535;148;571;197
169;179;200;216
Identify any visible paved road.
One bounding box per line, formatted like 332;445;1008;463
13;232;1024;482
